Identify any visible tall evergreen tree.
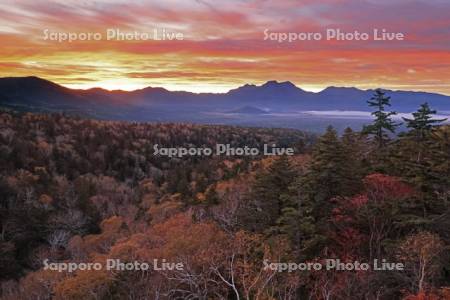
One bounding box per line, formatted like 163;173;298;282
341;127;368;192
305;126;354;203
279;126;358;258
391;105;449;224
402;102;447;143
363;89;400;148
394;103;447;175
277;176;324;260
240;155;296;234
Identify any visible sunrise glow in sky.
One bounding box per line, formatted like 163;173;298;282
1;0;449;94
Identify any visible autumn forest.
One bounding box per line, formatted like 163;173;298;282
1;90;450;300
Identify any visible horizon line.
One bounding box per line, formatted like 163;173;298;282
2;75;450;97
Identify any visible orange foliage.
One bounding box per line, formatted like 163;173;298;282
146;200;184;224
100;216;126;233
403;291;443;300
363;173;416;201
53;270;113;300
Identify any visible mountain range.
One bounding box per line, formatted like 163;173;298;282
1;76;449;131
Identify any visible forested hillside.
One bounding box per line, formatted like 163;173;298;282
0;95;449;299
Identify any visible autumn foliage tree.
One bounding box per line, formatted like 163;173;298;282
1;106;450;299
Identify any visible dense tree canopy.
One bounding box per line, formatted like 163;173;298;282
0;96;449;299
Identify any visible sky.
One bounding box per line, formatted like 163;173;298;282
0;0;449;94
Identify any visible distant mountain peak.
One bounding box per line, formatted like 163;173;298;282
0;76;70;92
228;80;305;97
2;75;56;84
319;86;367;97
262;80;297;88
227;105;268;114
260;80;307;94
321;86;361;92
138;86;169;93
262;80;280;86
1;76;449;120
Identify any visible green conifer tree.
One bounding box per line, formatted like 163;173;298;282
279;126;358;258
363;89;400;148
402;102;447;144
241;155;296;233
306;126;352;203
391;105;448;224
341;127;368;193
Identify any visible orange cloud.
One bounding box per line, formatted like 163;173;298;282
0;0;449;94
